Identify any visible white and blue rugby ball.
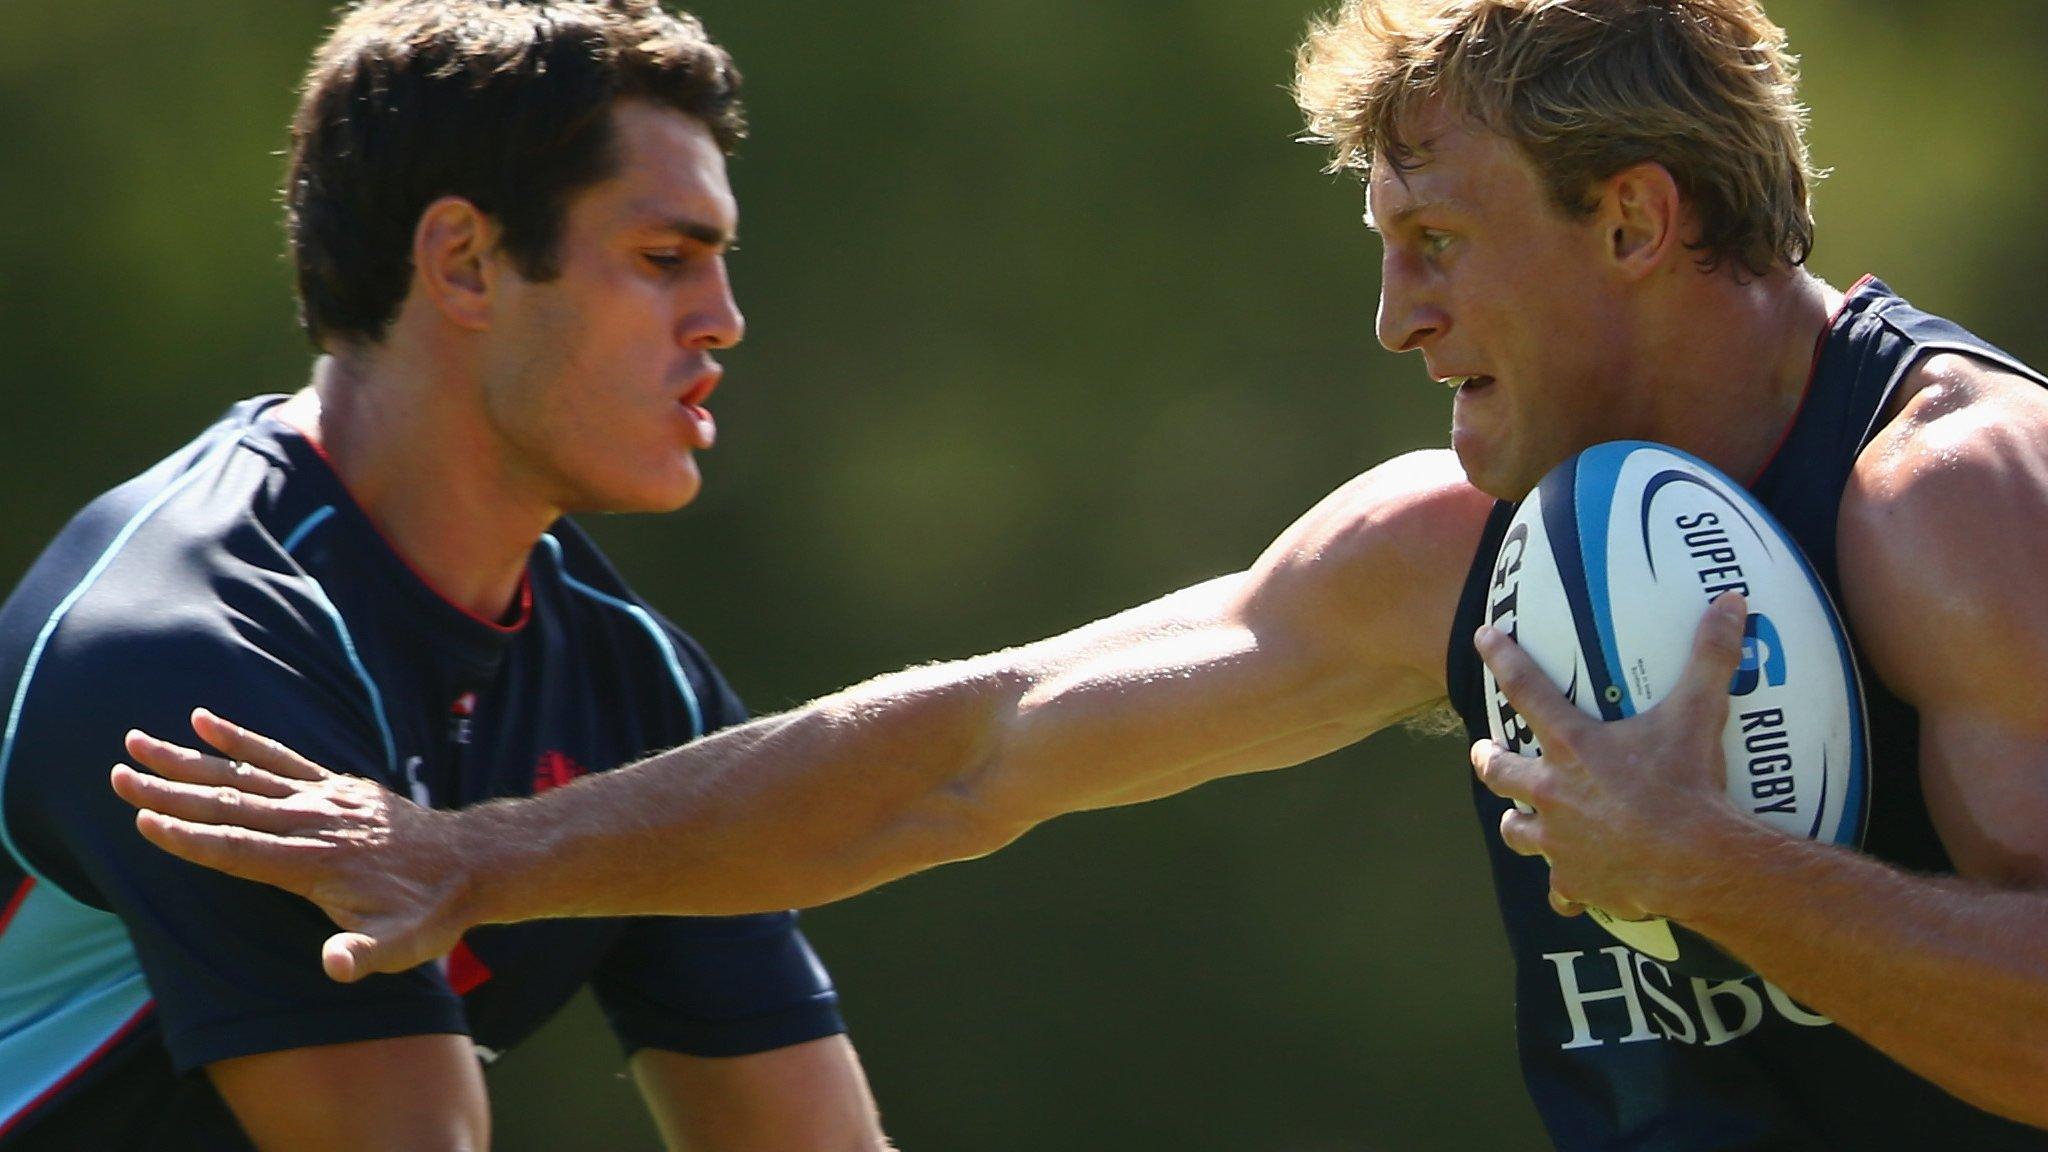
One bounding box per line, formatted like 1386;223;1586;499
1482;441;1869;979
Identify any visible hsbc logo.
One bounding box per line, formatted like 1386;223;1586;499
1542;946;1831;1050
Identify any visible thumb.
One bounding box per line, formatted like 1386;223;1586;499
1677;591;1750;708
322;931;382;984
321;924;439;984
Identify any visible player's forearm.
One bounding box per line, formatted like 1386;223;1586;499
453;577;1278;925
456;654;1041;925
1672;827;2048;1127
117;571;1379;967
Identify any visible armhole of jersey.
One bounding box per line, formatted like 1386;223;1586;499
279;504;398;779
1859;341;2048;453
538;534;705;739
0;435;248;889
1443;500;1518;731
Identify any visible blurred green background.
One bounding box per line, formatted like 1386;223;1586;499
3;2;2045;1148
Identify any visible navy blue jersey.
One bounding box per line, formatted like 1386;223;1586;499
1447;278;2048;1149
0;397;846;1148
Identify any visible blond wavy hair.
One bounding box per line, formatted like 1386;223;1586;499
1294;0;1821;275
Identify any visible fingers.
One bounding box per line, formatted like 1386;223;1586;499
1677;591;1749;707
129;807;332;892
109;764;164;812
1548;889;1585;918
121;731;299;798
1471;739;1542;806
190;709;334;782
110;765;325;836
1478;740;1548;858
1497;804;1544;859
1475;625;1588;751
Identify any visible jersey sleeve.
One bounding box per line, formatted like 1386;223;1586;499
589;912;846;1059
2;584;465;1073
582;614;847;1058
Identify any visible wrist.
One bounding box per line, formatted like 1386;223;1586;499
433;801;538;928
1651;803;1786;926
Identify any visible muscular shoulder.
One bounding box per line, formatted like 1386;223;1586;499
1242;449;1494;686
1839;353;2048;717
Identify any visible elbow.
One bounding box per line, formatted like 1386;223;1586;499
812;690;1042;896
962;788;1040;861
909;673;1047;864
821;773;1032;904
922;762;1041;866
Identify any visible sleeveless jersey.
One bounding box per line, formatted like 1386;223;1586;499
1446;278;2048;1149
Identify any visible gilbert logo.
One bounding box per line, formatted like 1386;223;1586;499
533;750;587;793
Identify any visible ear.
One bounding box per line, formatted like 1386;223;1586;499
411;196;499;332
1596;162;1686;280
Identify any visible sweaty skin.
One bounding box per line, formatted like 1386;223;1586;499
114;109;2048;1129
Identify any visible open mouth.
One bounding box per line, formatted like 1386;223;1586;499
1446;374;1496;395
679;369;721;408
676;370;721;449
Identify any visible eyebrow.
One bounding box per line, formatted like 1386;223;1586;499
1363;196;1474;234
643;216;738;250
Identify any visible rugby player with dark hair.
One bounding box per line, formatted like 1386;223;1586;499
0;2;886;1148
119;1;2048;1146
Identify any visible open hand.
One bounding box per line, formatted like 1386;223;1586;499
111;709;474;983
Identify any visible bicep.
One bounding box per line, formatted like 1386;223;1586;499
208;1034;488;1152
1862;516;2048;884
1916;708;2048;886
983;452;1486;817
989;578;1398;816
1841;392;2048;885
630;1037;882;1152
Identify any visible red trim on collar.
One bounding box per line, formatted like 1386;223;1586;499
293;432;534;634
1745;274;1876;487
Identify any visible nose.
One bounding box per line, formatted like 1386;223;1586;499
683;256;745;351
1375;248;1446;354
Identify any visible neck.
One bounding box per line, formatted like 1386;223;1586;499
277;351;556;623
1638;267;1843;485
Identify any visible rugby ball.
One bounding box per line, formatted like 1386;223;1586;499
1482;441;1868;979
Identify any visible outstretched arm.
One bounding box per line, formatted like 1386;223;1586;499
114;451;1491;981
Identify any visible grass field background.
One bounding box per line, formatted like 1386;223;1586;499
2;2;2044;1147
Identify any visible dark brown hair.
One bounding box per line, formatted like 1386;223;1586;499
1295;0;1821;276
288;0;744;348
